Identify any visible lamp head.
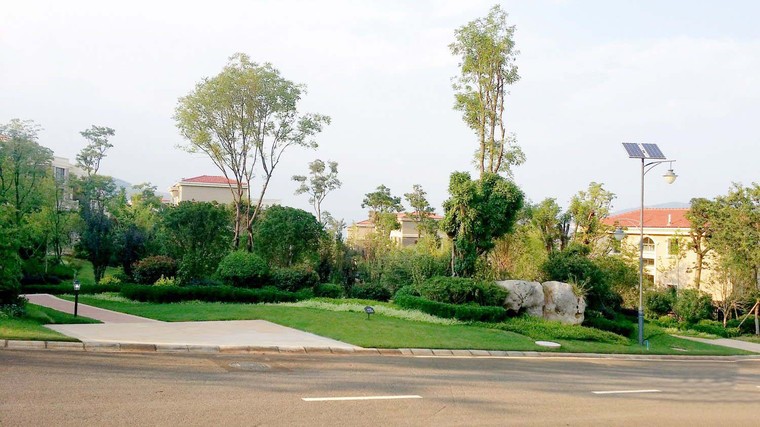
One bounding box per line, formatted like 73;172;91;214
613;226;625;241
663;168;677;184
73;280;80;291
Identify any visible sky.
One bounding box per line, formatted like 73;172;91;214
2;0;759;225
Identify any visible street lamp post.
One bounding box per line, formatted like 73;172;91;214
622;143;677;346
73;280;81;317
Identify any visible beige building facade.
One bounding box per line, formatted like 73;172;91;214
348;212;445;248
169;175;246;205
605;208;723;300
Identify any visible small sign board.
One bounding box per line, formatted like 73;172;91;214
364;306;375;320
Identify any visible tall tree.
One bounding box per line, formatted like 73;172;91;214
530;198;564;254
252;205;325;268
685;197;717;290
709;183;760;289
404;184;437;239
441;171;524;277
568;182;615;251
76;125;115;176
292;159;341;224
0;119;53;227
362;184;404;235
73;125;118;284
450;4;524;177
160;201;233;283
175;53;330;250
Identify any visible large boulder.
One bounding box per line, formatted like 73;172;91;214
541;281;586;325
495;280;544;317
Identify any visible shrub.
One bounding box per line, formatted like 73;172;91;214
119;284;311;304
270;266;320;291
314;283;344;299
0;297;27;318
582;313;635;337
542;244;622;313
21;283;122;295
49;263;76;280
394;293;507;322
216;251;269;287
154;275;178;286
644;287;676;318
689;319;740;338
415;276;507;307
350;283;392;302
133;256;178;285
673;289;713;323
490;315;629;344
99;275;122;286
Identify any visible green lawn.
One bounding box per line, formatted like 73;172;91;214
63;257;120;286
0;304;100;341
65;296;749;355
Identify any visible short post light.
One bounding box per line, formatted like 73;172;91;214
73;280;81;317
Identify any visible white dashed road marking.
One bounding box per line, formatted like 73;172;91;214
592;390;661;395
302;395;423;402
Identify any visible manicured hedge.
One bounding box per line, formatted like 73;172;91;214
416;276;507;307
21;283;123;295
394;293;507;323
350;283;392;301
582;315;635;337
119;284;311;304
314;283;344;298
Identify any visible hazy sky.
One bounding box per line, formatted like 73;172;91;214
2;0;758;224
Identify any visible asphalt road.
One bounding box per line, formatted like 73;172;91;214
2;351;759;426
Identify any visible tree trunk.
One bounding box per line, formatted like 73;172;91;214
694;251;703;290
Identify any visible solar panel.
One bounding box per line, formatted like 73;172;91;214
622;143;645;158
622;143;667;159
641;143;666;159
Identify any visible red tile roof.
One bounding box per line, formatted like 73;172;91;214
603;208;690;228
397;212;444;220
181;175;244;186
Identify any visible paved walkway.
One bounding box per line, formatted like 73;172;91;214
675;335;760;354
25;294;358;349
25;294;159;323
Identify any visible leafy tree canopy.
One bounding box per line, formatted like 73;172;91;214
441;171;524;277
252;205;326;268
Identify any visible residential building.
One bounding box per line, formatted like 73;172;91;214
168;175;247;205
168;175;280;207
347;212;445;248
603;208;723;300
51;156;82;210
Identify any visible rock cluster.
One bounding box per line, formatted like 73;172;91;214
495;280;586;325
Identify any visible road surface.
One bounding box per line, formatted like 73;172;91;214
2;351;759;426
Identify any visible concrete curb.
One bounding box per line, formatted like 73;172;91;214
3;339;760;360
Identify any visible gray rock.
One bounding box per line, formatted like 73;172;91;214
541;281;586;325
495;280;545;317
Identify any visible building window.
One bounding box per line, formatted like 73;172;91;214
641;237;655;252
54;166;66;182
643;258;655;267
668;238;680;255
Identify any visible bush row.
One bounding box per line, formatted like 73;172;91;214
21;283;123;295
415;276;507;307
582;314;635;337
119;284;311;304
490;315;629;345
393;293;507;323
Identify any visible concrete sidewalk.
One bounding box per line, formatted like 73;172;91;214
25;294;358;350
674;335;760;354
25;294;159;323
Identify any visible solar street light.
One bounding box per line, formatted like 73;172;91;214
622;143;677;346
